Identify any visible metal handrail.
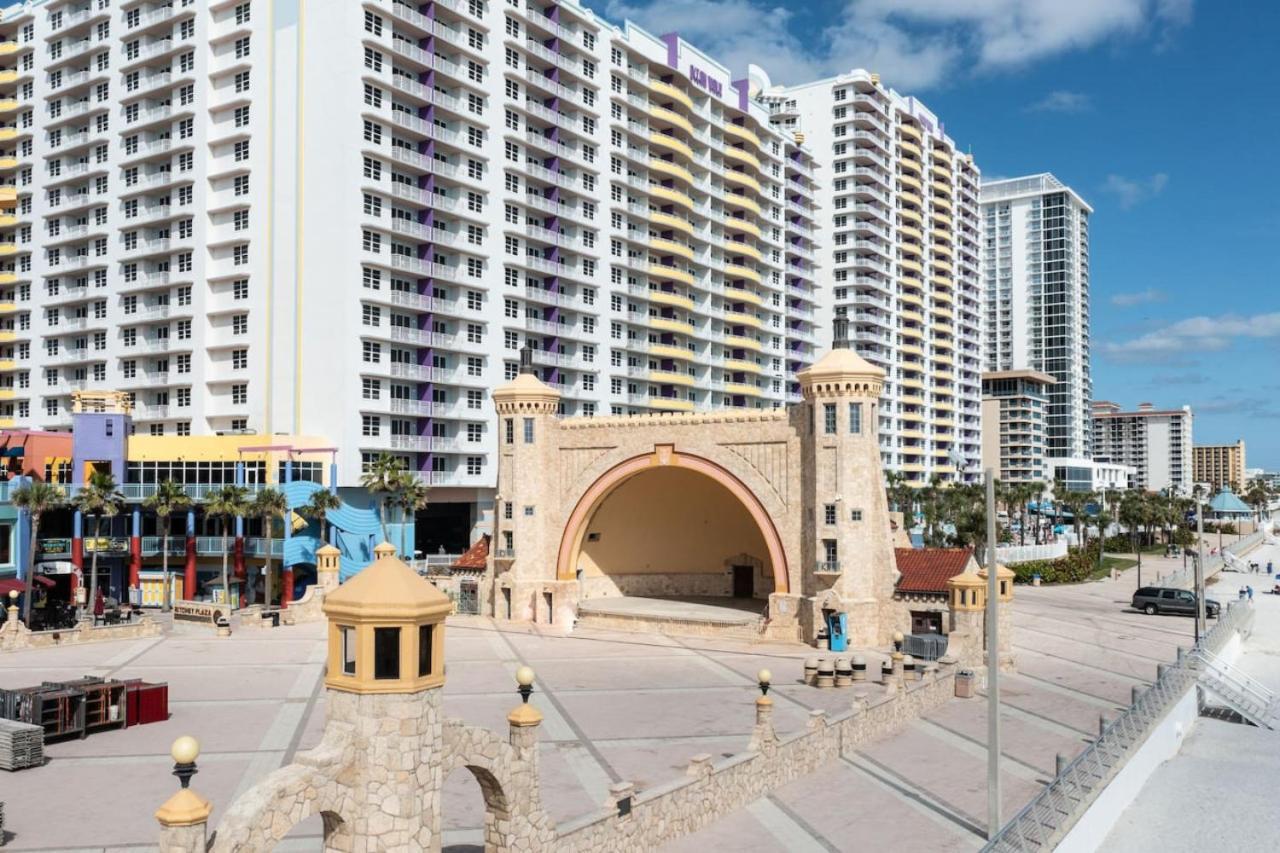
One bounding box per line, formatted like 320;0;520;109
1191;648;1274;708
983;601;1253;850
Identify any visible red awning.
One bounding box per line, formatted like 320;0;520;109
0;575;56;595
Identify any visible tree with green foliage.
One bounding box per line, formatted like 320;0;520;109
302;487;342;547
73;472;125;616
11;481;64;622
206;485;250;608
359;453;405;543
143;480;191;611
252;488;290;608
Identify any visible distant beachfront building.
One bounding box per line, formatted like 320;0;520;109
980;369;1053;484
1193;440;1246;493
980;174;1093;460
1092;401;1193;494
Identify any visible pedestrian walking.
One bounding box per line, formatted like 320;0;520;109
1247;585;1254;602
1268;561;1274;575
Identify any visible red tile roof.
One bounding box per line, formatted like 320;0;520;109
451;534;490;570
895;548;974;595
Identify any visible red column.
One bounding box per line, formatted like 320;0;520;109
129;538;142;590
70;537;83;600
281;567;294;609
233;536;245;580
184;536;197;602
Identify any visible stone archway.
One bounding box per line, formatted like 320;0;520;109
555;449;790;595
442;764;513;853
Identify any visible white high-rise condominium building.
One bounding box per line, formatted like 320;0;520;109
980;174;1092;459
1092;401;1193;494
0;0;820;525
761;69;984;486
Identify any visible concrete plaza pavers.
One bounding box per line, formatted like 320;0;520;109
0;552;1245;852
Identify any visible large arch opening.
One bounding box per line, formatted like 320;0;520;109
442;764;513;853
558;452;788;622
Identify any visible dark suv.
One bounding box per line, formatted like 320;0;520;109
1131;587;1220;618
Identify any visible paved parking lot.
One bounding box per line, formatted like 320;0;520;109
0;553;1247;852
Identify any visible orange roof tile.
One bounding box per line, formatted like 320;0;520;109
895;548;974;595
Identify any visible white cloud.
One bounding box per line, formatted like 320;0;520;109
1101;312;1280;361
1101;172;1169;209
605;0;1194;89
1028;90;1092;113
1110;288;1166;306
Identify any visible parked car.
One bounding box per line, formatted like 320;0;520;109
1131;586;1220;618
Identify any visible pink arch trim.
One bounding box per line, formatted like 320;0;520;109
555;449;790;594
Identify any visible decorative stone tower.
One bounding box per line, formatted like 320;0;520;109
946;567;986;668
797;318;900;646
977;563;1016;671
315;543;341;594
490;347;574;625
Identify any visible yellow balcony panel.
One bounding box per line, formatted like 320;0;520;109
649;80;694;111
650;185;694;210
724;217;761;238
724;285;762;305
650;316;695;335
930;164;951;181
0;301;15;312
898;139;922;159
899;258;923;275
899;174;922;192
900;395;925;407
899;224;923;242
901;309;924;324
931;212;953;228
0;360;15;371
931;226;950;241
932;148;952;166
0;100;16;114
901;463;925;474
899;292;924;309
725;382;763;397
724;310;762;329
900;429;927;440
723;169;763;195
724;122;762;148
931;258;953;274
724;193;762;215
0;243;16;257
0;186;15;207
651;211;694;234
0;43;17;57
723;333;762;352
932;183;953;201
649;158;694;184
725;241;763;262
648;263;696;286
899;123;922;142
649;290;694;310
0;388;14;400
900;344;924;357
935;402;956;412
0;157;16;171
934;371;955;383
899;207;923;225
724;146;762;171
0;331;13;343
649;132;693;161
0;70;16;85
0;273;14;286
649;343;692;361
649;105;694;135
931;242;953;258
649;370;697;387
901;190;923;208
724;263;762;284
724;358;762;374
652;396;696;412
649;237;694;261
0;129;16;143
0;214;15;227
0;417;13;429
931;307;955;322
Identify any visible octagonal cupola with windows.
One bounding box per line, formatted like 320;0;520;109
322;542;451;694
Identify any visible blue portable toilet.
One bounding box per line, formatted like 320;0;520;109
827;612;848;652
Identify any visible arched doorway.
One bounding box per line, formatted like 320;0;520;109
557;450;789;603
442;764;513;853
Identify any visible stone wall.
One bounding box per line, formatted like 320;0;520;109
580;572;734;600
1;609;161;651
555;664;957;852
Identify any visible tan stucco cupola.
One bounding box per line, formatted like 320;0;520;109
977;564;1016;602
492;345;561;415
797;316;886;400
946;568;986;611
322;542;451;694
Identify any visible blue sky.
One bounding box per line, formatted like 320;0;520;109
596;0;1280;469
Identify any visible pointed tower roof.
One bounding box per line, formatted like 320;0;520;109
493;344;561;414
323;542;451;622
797;316;885;398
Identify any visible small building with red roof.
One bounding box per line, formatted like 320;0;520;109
893;547;980;635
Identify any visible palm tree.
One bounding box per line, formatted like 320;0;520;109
12;481;64;622
393;473;430;559
252;488;289;608
359;453;404;543
143;480;191;612
206;485;250;609
302;488;342;547
1119;491;1150;586
73;472;125;618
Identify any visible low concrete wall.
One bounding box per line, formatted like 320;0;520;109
1055;686;1198;853
1;614;161;651
555;664;957;852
